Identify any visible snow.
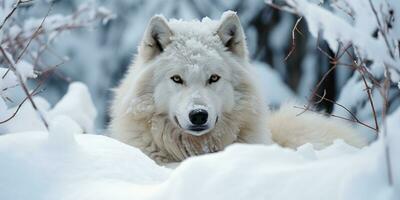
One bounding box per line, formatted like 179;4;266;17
298;45;318;97
0;98;6;115
0;126;398;200
48;82;97;133
155;140;395;200
0;131;169;200
0;82;96;134
386;106;400;191
0;97;50;133
8;25;22;37
273;0;400;84
0;52;35;99
252;61;297;105
15;60;36;81
267;13;293;77
289;0;398;69
0;67;18;92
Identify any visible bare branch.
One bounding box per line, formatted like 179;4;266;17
358;66;380;132
313;92;377;132
368;0;395;58
16;2;54;63
294;105;377;132
0;81;43;124
284;17;302;61
0;0;22;30
0;46;49;129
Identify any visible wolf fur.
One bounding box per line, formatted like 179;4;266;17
109;11;367;165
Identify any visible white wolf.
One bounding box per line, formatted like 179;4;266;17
109;11;367;164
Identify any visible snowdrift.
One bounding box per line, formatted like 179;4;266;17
0;130;397;200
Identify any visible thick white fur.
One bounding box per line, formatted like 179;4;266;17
109;11;367;165
267;104;367;150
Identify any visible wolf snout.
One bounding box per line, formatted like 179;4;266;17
189;109;208;126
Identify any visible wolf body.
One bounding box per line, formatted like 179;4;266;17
109;11;367;164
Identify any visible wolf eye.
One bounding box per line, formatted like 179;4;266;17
171;75;184;84
208;74;220;84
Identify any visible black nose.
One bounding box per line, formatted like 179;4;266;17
189;109;208;125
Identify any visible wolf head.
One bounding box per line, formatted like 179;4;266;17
139;11;248;136
110;11;269;163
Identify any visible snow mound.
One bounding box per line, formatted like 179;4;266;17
0;82;96;134
0;132;169;200
0;97;50;133
155;141;395;200
0;130;397;200
48;82;97;133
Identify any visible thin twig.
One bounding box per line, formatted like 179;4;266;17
15;2;54;63
266;1;297;14
294;106;377;131
1;1;53;79
0;46;49;129
368;0;395;58
313;93;377;131
315;89;326;104
344;48;380;133
0;82;43;124
358;66;379;132
0;0;22;30
297;60;338;116
0;51;63;125
284;17;302;61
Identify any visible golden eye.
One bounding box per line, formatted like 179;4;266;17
171;75;184;84
208;74;220;84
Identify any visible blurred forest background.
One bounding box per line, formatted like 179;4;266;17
2;0;398;130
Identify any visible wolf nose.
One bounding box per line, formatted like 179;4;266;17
189;109;208;125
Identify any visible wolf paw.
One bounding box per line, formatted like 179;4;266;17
150;152;171;164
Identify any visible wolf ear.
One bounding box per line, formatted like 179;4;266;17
216;11;248;59
140;15;172;61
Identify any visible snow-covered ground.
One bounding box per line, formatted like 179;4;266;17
0;82;398;200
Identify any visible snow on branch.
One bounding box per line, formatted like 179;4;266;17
0;0;115;127
266;0;400;83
